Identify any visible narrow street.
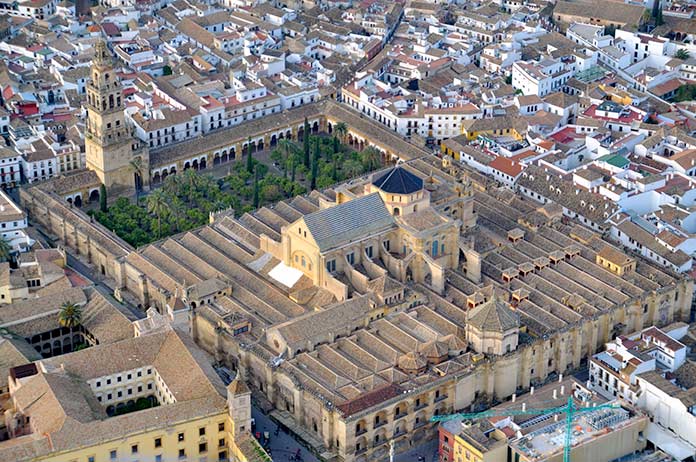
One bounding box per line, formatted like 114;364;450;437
251;406;321;462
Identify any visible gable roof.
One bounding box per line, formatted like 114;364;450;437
302;193;395;252
372;166;424;194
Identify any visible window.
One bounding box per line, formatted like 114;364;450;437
199;442;208;453
89;457;95;462
110;450;117;460
178;432;185;442
131;444;138;454
218;422;225;432
155;437;162;448
219;438;225;448
179;449;186;459
156;456;162;462
218;451;228;461
199;427;206;436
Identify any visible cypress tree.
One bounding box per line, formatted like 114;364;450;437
99;184;107;213
246;137;253;173
303;118;310;167
310;139;319;190
252;166;260;208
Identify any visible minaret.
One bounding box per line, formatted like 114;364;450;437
85;40;149;194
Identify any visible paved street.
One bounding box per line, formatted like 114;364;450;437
252;406;320;462
394;439;439;462
251;400;438;462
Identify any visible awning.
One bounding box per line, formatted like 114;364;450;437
645;423;696;461
268;262;303;288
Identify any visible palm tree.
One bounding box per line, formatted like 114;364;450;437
146;189;169;238
278;138;294;175
181;169;201;204
360;146;382;172
59;302;82;328
0;237;12;263
335;122;348;144
343;159;363;179
675;49;690;60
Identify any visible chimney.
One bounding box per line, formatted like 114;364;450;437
512;393;517;403
530;386;535;395
522;402;527;411
559;373;563;383
561;385;565;395
553;389;558;399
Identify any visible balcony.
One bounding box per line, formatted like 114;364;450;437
414;402;428;411
373;438;389;449
434;394;448;403
355;428;367;436
373;420;387;430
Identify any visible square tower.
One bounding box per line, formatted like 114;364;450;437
85;40;149;193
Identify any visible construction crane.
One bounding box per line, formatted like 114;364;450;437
431;396;621;462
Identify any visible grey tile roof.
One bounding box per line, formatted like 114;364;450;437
372;167;423;194
303;193;395;252
468;296;520;333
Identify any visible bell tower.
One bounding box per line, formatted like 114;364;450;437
85;40;149;193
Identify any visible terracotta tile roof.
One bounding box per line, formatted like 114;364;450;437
489;156;524;178
336;383;403;416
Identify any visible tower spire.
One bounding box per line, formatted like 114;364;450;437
93;39;113;67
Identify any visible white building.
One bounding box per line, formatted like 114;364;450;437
0;147;22;188
0;189;34;252
17;140;59;184
637;368;696;461
588;325;688;405
511;58;574;97
0;0;57;19
566;23;613;49
342;73;482;143
130;106;201;149
615;30;669;64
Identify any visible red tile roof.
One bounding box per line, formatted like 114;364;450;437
336;383;403;417
489;156;524;178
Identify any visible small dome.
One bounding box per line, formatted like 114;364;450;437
467;295;520;333
397;351;427;373
372;167;424;194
